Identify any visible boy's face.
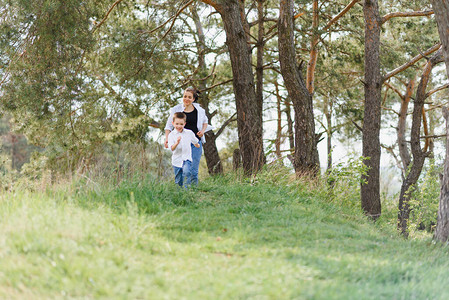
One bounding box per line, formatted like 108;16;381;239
172;117;186;132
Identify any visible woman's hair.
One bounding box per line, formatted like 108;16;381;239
185;87;201;102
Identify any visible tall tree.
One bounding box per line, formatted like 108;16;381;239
361;1;435;219
431;0;449;242
431;0;449;80
201;0;265;175
278;0;319;175
361;0;382;219
397;50;443;237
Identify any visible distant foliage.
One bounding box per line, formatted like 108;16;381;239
409;160;441;233
326;156;369;208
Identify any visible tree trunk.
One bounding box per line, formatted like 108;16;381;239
324;95;333;172
278;0;319;176
431;0;449;242
431;0;449;80
284;97;295;154
397;79;415;178
215;0;265;175
191;5;223;175
203;131;223;174
256;0;265;130
361;0;382;219
397;50;442;237
274;81;283;159
435;107;449;242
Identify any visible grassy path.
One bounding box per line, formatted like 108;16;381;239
0;176;448;299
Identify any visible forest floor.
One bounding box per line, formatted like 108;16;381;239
0;173;448;299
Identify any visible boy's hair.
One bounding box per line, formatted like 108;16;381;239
173;112;186;122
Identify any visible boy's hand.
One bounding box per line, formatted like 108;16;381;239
176;136;182;144
194;143;200;148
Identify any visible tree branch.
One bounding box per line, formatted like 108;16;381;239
93;0;125;33
200;79;233;92
384;81;405;100
215;113;237;138
199;0;223;13
381;10;434;25
143;0;194;38
323;0;361;31
426;83;449;99
383;43;441;82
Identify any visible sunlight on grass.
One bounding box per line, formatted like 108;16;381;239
0;176;449;299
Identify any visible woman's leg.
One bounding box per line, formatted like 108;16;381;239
190;140;202;185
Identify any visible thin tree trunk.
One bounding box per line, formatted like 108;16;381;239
397;79;415;177
324;95;333;172
191;5;223;175
431;0;449;80
397;49;443;237
306;0;319;94
256;0;265;130
361;0;382;219
274;81;283;159
284;97;295;154
431;0;449;242
435;107;449;242
278;0;319;176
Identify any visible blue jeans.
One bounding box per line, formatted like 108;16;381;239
173;160;192;188
190;140;203;185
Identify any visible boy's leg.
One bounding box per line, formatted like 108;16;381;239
182;160;192;188
190;140;202;185
173;166;183;187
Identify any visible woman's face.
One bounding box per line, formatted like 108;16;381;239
183;91;195;107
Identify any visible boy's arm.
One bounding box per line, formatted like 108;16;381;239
168;135;181;151
171;136;181;151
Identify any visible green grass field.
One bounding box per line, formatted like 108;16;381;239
0;174;448;299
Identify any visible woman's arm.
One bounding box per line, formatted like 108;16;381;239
164;129;171;148
197;123;208;138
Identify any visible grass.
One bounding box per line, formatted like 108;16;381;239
0;173;448;299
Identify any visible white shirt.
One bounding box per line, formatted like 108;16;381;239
168;129;199;168
164;103;212;143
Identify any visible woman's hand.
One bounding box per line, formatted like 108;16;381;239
164;139;169;148
197;130;204;138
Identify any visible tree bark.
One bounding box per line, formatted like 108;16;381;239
274;81;283;159
191;5;223;175
435;107;449;242
397;79;415;177
256;0;265;130
361;0;382;219
213;0;265;175
284;97;295;154
324;95;333;172
397;50;443;237
431;0;449;242
431;0;449;80
278;0;319;176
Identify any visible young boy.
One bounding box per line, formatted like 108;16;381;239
167;112;200;188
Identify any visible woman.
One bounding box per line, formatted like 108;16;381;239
164;87;209;185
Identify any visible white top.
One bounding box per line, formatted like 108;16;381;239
164;103;212;143
168;129;199;168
